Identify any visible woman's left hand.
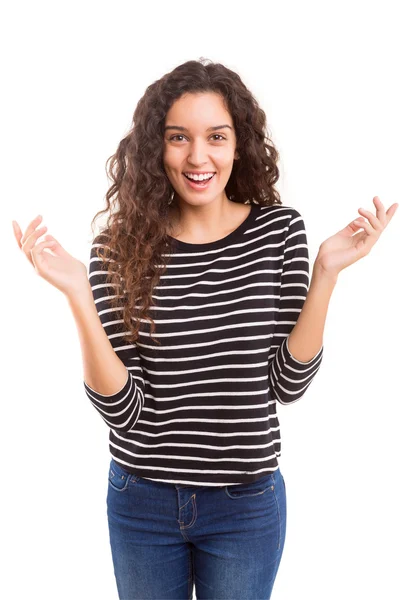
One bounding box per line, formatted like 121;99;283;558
315;196;399;278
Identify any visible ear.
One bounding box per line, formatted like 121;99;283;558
234;151;240;160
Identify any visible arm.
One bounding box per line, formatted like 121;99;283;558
68;233;145;432
287;264;337;362
286;196;399;363
268;210;324;405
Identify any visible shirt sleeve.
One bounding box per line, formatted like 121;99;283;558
268;209;324;405
83;233;146;432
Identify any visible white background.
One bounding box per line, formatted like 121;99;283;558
2;1;399;598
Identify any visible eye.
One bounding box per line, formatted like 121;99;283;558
168;134;227;142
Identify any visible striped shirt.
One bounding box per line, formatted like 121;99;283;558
84;203;324;486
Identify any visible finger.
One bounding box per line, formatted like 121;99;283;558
372;196;386;222
42;235;70;257
31;239;57;254
21;226;48;266
22;225;48;251
30;239;57;270
374;197;399;224
348;217;367;232
353;219;375;236
20;215;44;245
357;208;383;231
385;203;399;222
12;221;23;248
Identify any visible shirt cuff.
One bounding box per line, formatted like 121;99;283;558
83;370;132;402
283;336;323;367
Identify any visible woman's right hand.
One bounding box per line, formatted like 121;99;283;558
12;215;90;298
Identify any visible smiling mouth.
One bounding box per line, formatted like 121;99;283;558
183;173;216;179
182;173;216;187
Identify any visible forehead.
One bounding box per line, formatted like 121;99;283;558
165;93;233;129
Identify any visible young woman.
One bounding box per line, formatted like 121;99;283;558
13;58;398;600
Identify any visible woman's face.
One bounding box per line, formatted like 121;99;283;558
163;92;238;207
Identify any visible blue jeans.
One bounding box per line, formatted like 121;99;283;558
107;458;287;599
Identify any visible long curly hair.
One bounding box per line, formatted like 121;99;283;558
90;57;282;346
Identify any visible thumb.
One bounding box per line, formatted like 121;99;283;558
341;217;367;236
43;235;71;258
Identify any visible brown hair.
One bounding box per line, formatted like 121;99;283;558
90;57;282;345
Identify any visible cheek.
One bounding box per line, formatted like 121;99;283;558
212;151;235;169
163;152;176;172
217;160;235;176
163;145;174;163
163;151;181;172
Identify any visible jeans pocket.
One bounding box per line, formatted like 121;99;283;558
108;459;134;492
224;471;275;499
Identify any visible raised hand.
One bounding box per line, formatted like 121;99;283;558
315;196;399;278
12;214;90;297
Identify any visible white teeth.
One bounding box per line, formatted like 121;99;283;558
184;172;214;181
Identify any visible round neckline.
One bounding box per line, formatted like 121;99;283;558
167;203;260;251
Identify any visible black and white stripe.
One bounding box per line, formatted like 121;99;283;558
84;204;323;486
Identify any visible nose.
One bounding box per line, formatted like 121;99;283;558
187;140;209;166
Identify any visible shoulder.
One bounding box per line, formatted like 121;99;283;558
91;229;112;247
90;230;119;259
258;204;305;229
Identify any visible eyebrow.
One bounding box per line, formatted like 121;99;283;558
164;124;233;132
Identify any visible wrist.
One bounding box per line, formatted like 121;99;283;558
312;261;339;286
65;281;93;305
